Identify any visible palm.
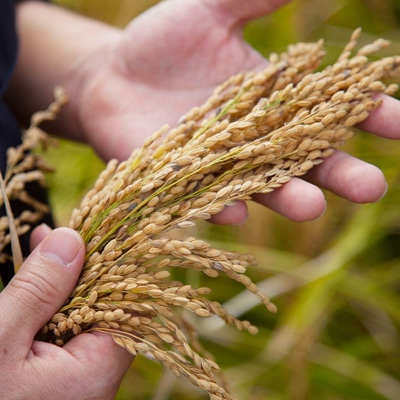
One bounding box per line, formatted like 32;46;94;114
78;0;282;161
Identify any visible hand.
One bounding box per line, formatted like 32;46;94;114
77;0;291;160
11;0;400;224
75;0;400;224
0;226;134;400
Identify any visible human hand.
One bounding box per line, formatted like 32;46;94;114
74;0;400;224
11;1;400;225
77;0;292;160
0;226;133;400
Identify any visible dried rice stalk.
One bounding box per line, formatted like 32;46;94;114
30;30;400;398
0;88;67;268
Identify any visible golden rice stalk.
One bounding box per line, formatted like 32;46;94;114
33;30;400;399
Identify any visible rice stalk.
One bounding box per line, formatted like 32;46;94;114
0;88;67;268
3;30;400;399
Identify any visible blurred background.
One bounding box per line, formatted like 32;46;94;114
47;1;400;399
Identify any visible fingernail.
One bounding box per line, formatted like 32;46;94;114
40;228;82;266
376;181;388;202
309;201;327;222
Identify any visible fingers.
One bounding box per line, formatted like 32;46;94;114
305;151;387;203
30;223;52;250
210;179;326;224
211;150;385;223
251;152;386;222
253;178;327;222
209;201;248;225
358;94;400;140
0;228;85;357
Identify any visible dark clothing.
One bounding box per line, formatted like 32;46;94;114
0;0;20;173
0;1;18;93
0;0;53;286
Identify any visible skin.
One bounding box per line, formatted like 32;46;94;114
2;0;400;398
0;226;133;399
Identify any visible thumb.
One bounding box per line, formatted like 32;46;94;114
0;227;85;354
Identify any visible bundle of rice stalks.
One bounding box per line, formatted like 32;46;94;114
3;30;400;399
